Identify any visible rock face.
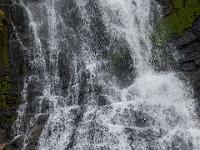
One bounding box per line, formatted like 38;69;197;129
170;17;200;116
0;1;25;147
157;0;200;116
155;0;171;16
172;18;200;72
155;0;200;46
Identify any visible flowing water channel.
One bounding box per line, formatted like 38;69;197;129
14;0;200;149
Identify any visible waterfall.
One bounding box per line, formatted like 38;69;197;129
14;0;200;150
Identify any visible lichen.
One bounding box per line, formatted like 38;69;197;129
153;0;200;46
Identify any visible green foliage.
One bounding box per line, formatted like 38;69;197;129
153;0;200;46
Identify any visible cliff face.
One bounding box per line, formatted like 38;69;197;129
156;0;200;116
171;17;200;116
0;1;25;147
154;0;200;46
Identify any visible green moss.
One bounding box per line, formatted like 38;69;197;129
0;80;14;110
153;0;200;46
0;9;11;111
111;50;129;65
0;12;8;70
110;48;134;75
0;8;19;126
0;9;20;114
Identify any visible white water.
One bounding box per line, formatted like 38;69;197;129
15;0;200;150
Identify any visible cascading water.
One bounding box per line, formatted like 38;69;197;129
14;0;200;149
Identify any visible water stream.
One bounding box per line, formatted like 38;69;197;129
14;0;200;149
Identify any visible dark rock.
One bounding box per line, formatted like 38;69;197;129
58;52;71;93
97;95;109;106
0;1;25;146
5;135;24;150
23;125;44;150
170;16;200;72
85;0;111;52
107;39;135;88
155;0;172;16
166;14;200;116
171;136;193;150
0;129;8;144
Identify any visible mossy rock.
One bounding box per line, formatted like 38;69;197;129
109;47;135;88
0;8;20;127
153;0;200;46
0;9;12;110
0;10;8;70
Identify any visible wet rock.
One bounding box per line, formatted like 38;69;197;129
40;98;50;113
26;79;43;102
86;0;111;52
5;135;24;150
162;12;200;116
107;39;135;88
171;136;193;150
97;95;110;106
58;52;71;93
170;17;200;72
125;127;163;150
155;0;172;16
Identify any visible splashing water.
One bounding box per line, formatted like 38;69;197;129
14;0;200;150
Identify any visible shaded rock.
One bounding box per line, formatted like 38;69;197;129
107;39;135;88
155;0;172;16
0;1;25;146
24;125;44;150
0;144;6;150
171;17;200;72
166;15;200;117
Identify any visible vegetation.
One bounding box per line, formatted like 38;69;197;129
0;8;20;126
0;9;11;110
153;0;200;46
0;10;8;70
